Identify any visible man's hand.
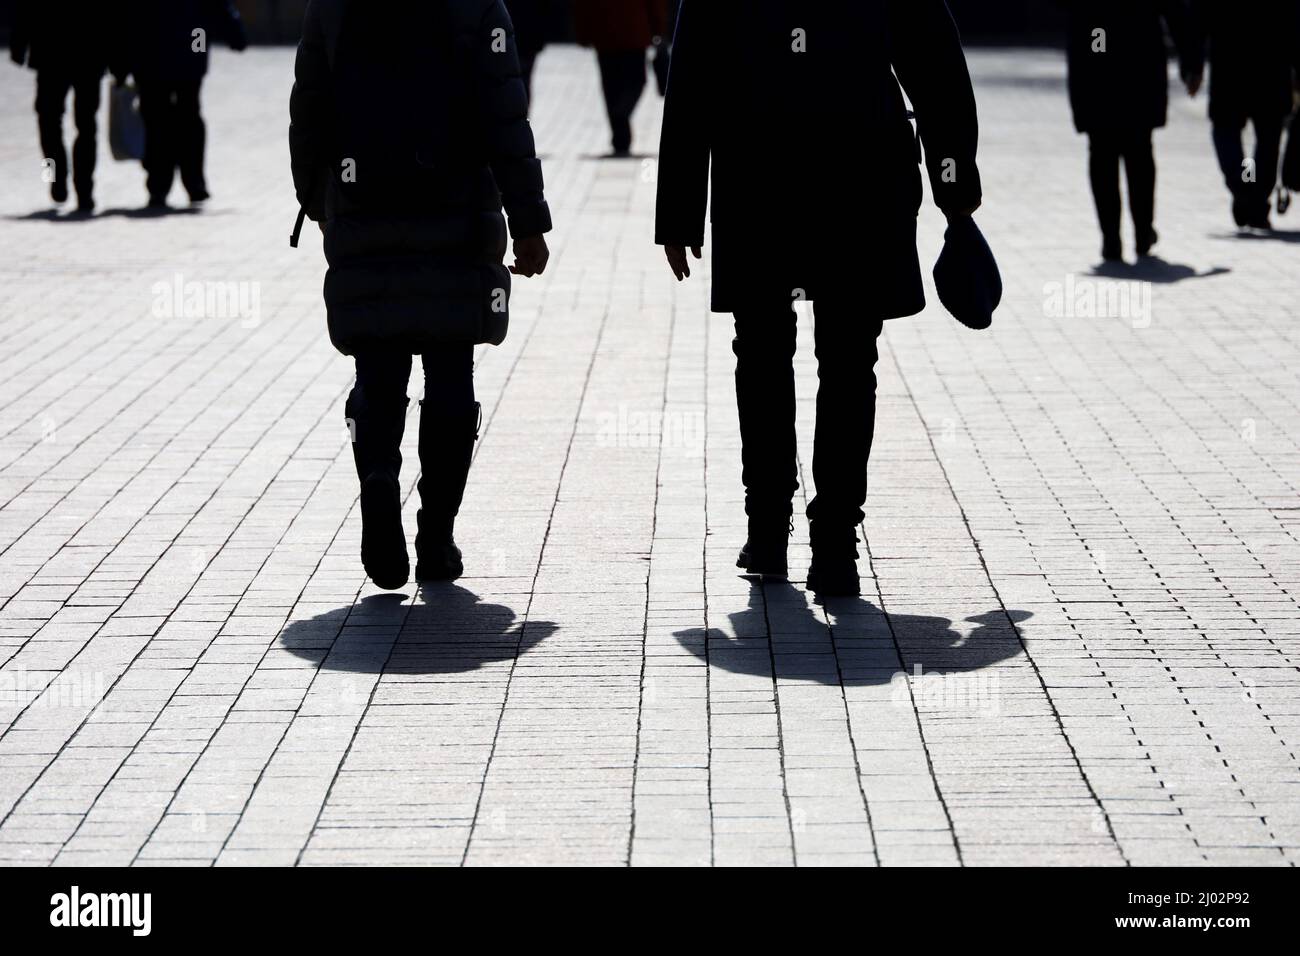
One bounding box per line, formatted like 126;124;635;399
664;244;702;281
1184;71;1203;98
510;234;549;277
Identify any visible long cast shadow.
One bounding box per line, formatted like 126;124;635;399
675;582;1030;687
278;586;557;675
1089;255;1230;284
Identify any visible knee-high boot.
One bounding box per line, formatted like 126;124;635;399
345;392;409;589
415;401;480;582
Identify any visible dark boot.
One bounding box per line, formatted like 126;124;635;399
806;519;861;598
345;393;409;590
737;515;791;580
415;402;480;582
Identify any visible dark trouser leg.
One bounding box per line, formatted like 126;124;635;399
70;71;103;206
596;49;647;155
806;301;884;528
138;81;177;203
1087;132;1123;253
34;71;72;199
732;307;799;523
416;346;478;560
1122;129;1156;249
174;79;208;200
1249;118;1283;222
1212;119;1250;222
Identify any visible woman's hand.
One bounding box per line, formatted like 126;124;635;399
510;235;550;277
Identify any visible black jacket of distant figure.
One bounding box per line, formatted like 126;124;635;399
124;0;248;84
504;0;559;57
1184;0;1300;126
654;0;982;316
290;0;552;355
1066;0;1195;135
10;0;126;75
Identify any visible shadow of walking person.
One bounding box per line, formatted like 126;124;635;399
1089;256;1231;283
675;582;1030;687
278;586;558;676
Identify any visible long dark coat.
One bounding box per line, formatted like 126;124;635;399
124;0;247;84
1185;0;1300;126
290;0;552;356
655;0;982;316
1066;0;1194;135
572;0;670;51
9;0;125;74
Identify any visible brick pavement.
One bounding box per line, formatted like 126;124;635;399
0;47;1297;866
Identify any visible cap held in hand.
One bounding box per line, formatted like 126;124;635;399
933;217;1002;331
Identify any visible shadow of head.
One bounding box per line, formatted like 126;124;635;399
674;582;1031;687
277;585;557;675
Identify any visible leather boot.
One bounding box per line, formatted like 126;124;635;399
415;401;480;582
345;393;410;590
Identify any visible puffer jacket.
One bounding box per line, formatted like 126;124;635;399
289;0;552;355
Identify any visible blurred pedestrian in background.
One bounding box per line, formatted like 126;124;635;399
9;0;126;214
504;0;559;107
1183;0;1300;230
119;0;248;208
656;0;984;597
572;0;669;156
1066;0;1197;262
290;0;552;590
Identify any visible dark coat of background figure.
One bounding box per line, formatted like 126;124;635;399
654;0;982;597
290;0;552;590
9;0;126;210
121;0;249;206
1066;0;1195;259
1184;0;1300;227
572;0;670;155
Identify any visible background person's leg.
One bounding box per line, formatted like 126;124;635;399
1122;129;1157;255
1248;117;1284;227
1211;119;1250;226
137;82;177;204
1087;132;1123;259
175;79;209;201
34;71;72;203
70;71;103;210
596;49;647;156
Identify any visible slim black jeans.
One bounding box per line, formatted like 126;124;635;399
35;68;103;203
732;301;884;527
1087;128;1156;246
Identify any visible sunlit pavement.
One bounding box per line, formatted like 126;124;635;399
0;47;1297;866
